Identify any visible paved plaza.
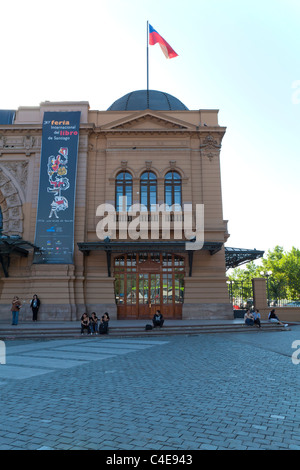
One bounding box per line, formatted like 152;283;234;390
0;326;299;450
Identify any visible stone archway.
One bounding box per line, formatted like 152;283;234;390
0;167;23;236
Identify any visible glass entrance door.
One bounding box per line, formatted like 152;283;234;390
138;273;161;318
114;253;185;319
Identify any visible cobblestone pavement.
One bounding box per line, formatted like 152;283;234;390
0;327;299;450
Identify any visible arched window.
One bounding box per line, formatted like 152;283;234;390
116;171;133;211
164;171;182;209
140;171;157;211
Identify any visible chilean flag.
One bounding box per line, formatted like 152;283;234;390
149;24;178;59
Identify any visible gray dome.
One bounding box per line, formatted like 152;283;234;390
107;90;188;111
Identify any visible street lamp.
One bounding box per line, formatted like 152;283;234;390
260;270;272;306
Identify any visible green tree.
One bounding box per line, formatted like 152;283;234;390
280;247;300;300
259;246;287;303
227;246;300;304
228;261;259;306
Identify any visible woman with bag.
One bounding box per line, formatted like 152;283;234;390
11;296;22;325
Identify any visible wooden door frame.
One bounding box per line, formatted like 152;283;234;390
114;252;185;319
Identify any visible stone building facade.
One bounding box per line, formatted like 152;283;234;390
0;91;233;321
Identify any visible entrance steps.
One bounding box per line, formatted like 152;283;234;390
0;321;291;340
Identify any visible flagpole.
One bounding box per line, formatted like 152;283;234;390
147;20;149;93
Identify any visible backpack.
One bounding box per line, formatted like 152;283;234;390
99;321;108;334
145;324;152;331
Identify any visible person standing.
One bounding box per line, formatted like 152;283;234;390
30;294;40;322
11;296;22;325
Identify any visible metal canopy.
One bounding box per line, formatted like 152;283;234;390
77;240;223;278
77;241;264;274
0;236;38;277
225;247;264;270
77;240;223;255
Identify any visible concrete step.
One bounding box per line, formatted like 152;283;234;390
0;322;289;340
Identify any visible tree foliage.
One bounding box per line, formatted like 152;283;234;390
227;246;300;303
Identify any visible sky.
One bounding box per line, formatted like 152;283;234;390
1;0;299;258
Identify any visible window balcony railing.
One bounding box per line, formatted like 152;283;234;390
114;213;184;223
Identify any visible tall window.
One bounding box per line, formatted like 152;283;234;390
164;171;182;209
140;171;157;211
116;171;133;211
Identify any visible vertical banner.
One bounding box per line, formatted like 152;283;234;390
33;111;81;264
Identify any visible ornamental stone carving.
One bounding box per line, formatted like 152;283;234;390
200;134;222;161
24;135;35;156
0;165;23;235
0;161;28;199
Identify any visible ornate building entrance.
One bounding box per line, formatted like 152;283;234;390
114;253;185;319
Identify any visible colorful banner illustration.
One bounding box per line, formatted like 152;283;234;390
33;111;81;264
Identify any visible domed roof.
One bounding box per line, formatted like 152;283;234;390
107;90;188;111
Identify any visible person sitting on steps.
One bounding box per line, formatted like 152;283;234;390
152;310;164;328
268;309;288;328
89;312;99;335
244;309;254;326
99;312;109;334
253;309;262;328
80;313;92;335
